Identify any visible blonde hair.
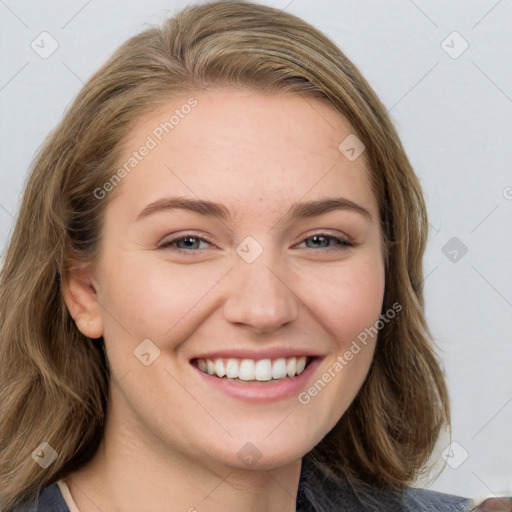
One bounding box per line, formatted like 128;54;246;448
0;1;449;510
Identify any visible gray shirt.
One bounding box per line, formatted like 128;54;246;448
9;462;475;512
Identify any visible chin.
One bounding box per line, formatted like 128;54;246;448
200;428;324;473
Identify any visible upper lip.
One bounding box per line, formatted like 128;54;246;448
190;348;323;361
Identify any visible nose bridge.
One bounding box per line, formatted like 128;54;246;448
222;242;298;333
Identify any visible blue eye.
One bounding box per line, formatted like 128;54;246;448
158;232;353;255
298;234;353;251
158;235;211;252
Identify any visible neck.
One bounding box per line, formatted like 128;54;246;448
65;405;302;512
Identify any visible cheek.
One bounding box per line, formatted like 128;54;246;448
301;259;385;345
296;262;385;426
97;254;225;348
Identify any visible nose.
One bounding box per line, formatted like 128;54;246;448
222;252;299;334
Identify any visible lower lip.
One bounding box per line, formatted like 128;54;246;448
191;358;321;403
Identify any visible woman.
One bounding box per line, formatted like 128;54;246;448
0;2;478;511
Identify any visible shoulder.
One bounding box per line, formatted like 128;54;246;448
7;483;70;512
403;487;474;512
297;457;475;512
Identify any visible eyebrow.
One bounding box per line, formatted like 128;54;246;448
136;196;373;223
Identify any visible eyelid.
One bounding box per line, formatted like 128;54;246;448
157;230;354;254
292;232;353;250
156;232;215;249
292;228;353;245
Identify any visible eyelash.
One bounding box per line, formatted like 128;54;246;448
157;232;354;254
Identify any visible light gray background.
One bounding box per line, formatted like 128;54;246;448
1;0;511;502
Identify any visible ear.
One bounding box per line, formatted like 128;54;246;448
62;265;104;339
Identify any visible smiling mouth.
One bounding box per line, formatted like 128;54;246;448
191;356;315;382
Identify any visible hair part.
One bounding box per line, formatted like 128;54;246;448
0;2;449;510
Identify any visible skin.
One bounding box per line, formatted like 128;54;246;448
63;89;386;512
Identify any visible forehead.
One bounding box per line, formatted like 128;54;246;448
112;88;378;223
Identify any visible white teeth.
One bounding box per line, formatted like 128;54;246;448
214;358;226;378
239;359;255;381
271;358;287;379
195;356;310;381
296;356;307;375
254;359;272;381
226;358;239;378
286;357;296;377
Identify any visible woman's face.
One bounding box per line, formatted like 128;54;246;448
83;89;385;471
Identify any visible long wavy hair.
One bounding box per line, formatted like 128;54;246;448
0;1;450;510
